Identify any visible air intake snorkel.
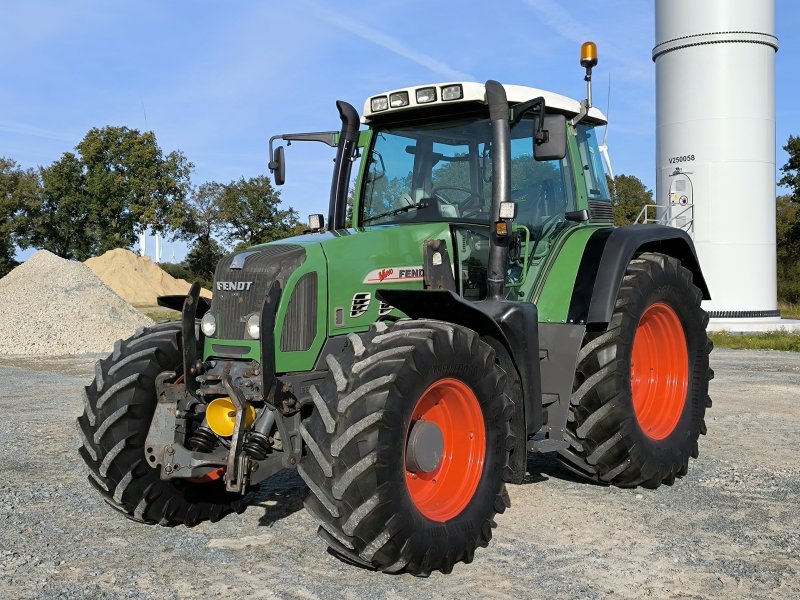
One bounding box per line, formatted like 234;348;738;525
485;80;512;301
328;101;360;230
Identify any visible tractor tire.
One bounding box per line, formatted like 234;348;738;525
76;321;246;526
557;252;713;488
299;320;514;576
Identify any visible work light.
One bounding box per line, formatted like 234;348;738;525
370;96;389;112
415;87;437;104
389;91;410;108
441;84;463;101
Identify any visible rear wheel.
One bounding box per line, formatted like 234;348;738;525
76;321;246;526
299;320;514;575
558;252;713;488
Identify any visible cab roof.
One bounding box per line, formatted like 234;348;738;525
362;82;607;125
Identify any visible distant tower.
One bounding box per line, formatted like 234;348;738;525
154;233;162;263
654;0;779;319
138;232;147;257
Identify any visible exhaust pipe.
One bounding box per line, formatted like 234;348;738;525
485;80;512;301
328;100;360;231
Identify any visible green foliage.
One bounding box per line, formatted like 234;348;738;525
0;157;37;276
776;194;800;303
709;331;800;352
607;174;653;226
185;236;224;288
159;261;192;282
779;135;800;198
140;306;180;322
16;126;192;260
216;176;301;248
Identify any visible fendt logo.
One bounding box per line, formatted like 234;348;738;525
216;281;253;291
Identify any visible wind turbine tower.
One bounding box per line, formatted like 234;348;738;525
654;0;781;326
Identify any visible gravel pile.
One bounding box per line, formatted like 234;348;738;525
0;250;153;356
85;247;211;307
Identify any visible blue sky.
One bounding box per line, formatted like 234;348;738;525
3;0;798;262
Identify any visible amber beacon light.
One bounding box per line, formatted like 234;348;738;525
580;41;598;69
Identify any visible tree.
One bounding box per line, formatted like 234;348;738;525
777;194;800;303
181;182;226;285
17;126;193;260
778;135;800;303
780;135;800;199
216;176;301;248
0;158;39;276
608;174;653;226
185;236;224;287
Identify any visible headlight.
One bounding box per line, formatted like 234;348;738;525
246;313;260;340
200;312;216;337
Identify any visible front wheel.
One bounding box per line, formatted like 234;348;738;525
558;252;713;488
76;322;246;526
299;320;514;575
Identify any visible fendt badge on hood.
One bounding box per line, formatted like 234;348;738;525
216;281;253;291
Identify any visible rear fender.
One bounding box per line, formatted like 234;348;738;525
568;225;710;327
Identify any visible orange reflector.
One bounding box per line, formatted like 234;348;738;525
580;41;598;68
495;221;509;236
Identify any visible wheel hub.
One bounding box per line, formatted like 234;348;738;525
405;420;444;474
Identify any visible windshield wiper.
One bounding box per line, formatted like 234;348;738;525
361;201;428;225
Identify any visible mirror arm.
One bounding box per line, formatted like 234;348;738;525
268;131;338;172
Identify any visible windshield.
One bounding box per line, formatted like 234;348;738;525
359;117;575;229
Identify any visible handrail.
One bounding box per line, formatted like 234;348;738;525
634;203;694;233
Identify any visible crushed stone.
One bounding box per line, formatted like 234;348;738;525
0;250;153;356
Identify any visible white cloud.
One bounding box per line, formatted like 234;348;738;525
0;121;77;143
307;2;475;81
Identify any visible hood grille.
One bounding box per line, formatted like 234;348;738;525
211;245;305;340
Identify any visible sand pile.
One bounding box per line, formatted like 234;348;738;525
85;248;211;307
0;250;153;356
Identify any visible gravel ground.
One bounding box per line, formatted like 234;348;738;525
1;349;798;599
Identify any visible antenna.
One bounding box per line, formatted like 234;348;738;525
598;72;614;179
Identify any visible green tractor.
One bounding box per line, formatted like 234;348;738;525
77;44;712;575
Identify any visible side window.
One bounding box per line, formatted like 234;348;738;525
576;125;610;200
509;135;574;231
361;132;415;220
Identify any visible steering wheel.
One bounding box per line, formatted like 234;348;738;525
432;186;484;218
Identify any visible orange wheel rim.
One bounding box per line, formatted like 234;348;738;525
630;302;689;440
405;378;485;522
185;466;225;484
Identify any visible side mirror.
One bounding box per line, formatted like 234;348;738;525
534;114;567;162
270;146;286;185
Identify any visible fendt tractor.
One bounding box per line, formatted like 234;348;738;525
77;43;713;575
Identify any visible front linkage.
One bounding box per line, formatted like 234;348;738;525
145;282;307;494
